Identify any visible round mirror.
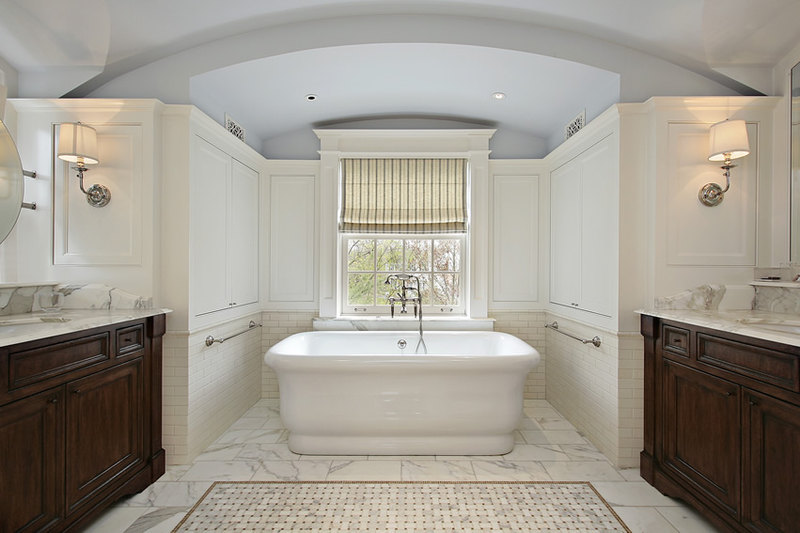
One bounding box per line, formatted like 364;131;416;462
0;119;24;244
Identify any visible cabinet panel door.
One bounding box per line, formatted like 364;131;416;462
0;388;63;532
65;359;144;514
662;360;740;519
192;136;231;315
549;161;581;308
229;159;259;307
578;136;616;317
744;390;800;532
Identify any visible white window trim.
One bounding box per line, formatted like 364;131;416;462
339;233;468;317
315;129;494;319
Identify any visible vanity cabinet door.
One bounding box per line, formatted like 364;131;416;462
743;390;800;532
65;359;144;514
0;388;63;533
662;359;741;519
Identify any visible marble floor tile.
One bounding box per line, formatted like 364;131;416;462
656;506;721;532
592;481;681;507
327;460;402;481
559;443;610;462
236;442;301;462
401;459;475;481
471;460;551;481
179;460;260;482
502;443;571;462
87;398;719;533
613;506;680;533
124;507;188;533
193;442;245;462
521;429;586;445
152;482;214;507
250;460;332;481
82;506;151;533
541;460;626;481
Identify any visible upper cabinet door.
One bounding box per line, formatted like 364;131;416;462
578;135;616;317
191;136;231;316
229;159;260;307
550;160;581;308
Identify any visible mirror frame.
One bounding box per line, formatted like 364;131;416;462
0;119;24;244
791;62;800;262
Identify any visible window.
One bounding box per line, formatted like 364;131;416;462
342;236;465;314
338;158;468;316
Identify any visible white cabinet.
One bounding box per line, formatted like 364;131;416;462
549;134;617;317
191;135;259;316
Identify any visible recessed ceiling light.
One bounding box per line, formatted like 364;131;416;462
492;92;506;100
305;94;318;102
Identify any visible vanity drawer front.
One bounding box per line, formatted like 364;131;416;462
662;325;690;357
698;334;799;392
8;333;110;390
116;324;145;356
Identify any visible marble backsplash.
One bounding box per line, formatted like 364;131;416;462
654;284;727;310
0;283;153;316
753;285;800;314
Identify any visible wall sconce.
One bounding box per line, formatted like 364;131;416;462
699;119;750;207
57;122;110;208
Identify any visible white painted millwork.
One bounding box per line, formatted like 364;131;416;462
268;173;317;303
490;169;541;306
549;133;617;319
161;105;263;331
191;136;259;316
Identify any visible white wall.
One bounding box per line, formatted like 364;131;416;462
0;99;162;299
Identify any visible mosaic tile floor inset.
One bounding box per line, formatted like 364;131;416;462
172;480;631;532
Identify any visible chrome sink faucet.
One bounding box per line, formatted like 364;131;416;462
384;274;424;337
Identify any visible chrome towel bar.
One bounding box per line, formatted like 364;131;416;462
545;321;601;348
205;320;262;347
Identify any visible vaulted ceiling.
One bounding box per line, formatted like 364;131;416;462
1;0;799;157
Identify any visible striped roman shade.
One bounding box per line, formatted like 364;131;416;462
340;158;468;233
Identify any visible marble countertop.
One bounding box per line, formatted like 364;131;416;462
0;308;171;348
637;309;800;348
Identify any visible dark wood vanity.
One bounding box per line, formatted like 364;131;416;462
0;313;166;532
641;314;800;533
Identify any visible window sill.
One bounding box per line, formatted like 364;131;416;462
313;316;495;332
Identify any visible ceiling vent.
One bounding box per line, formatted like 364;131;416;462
225;113;246;142
564;110;586;140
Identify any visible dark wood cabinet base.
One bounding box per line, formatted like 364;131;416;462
641;314;800;533
1;314;166;533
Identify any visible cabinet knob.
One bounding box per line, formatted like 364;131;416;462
749;399;758;406
48;397;59;404
123;337;133;343
72;389;81;395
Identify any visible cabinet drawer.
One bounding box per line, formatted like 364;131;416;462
8;333;110;390
698;334;799;392
116;324;145;356
662;325;690;357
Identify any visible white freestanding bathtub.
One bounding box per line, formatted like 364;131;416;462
264;330;540;455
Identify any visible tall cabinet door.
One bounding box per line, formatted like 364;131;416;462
0;388;63;532
578;136;616;317
662;360;741;520
192;136;231;315
549;161;581;308
65;359;144;514
743;390;800;532
229;159;259;307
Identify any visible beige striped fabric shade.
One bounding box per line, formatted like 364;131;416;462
340;158;468;233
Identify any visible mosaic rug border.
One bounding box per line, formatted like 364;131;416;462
173;480;631;532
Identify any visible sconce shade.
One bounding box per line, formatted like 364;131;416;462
708;119;749;162
57;123;99;165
